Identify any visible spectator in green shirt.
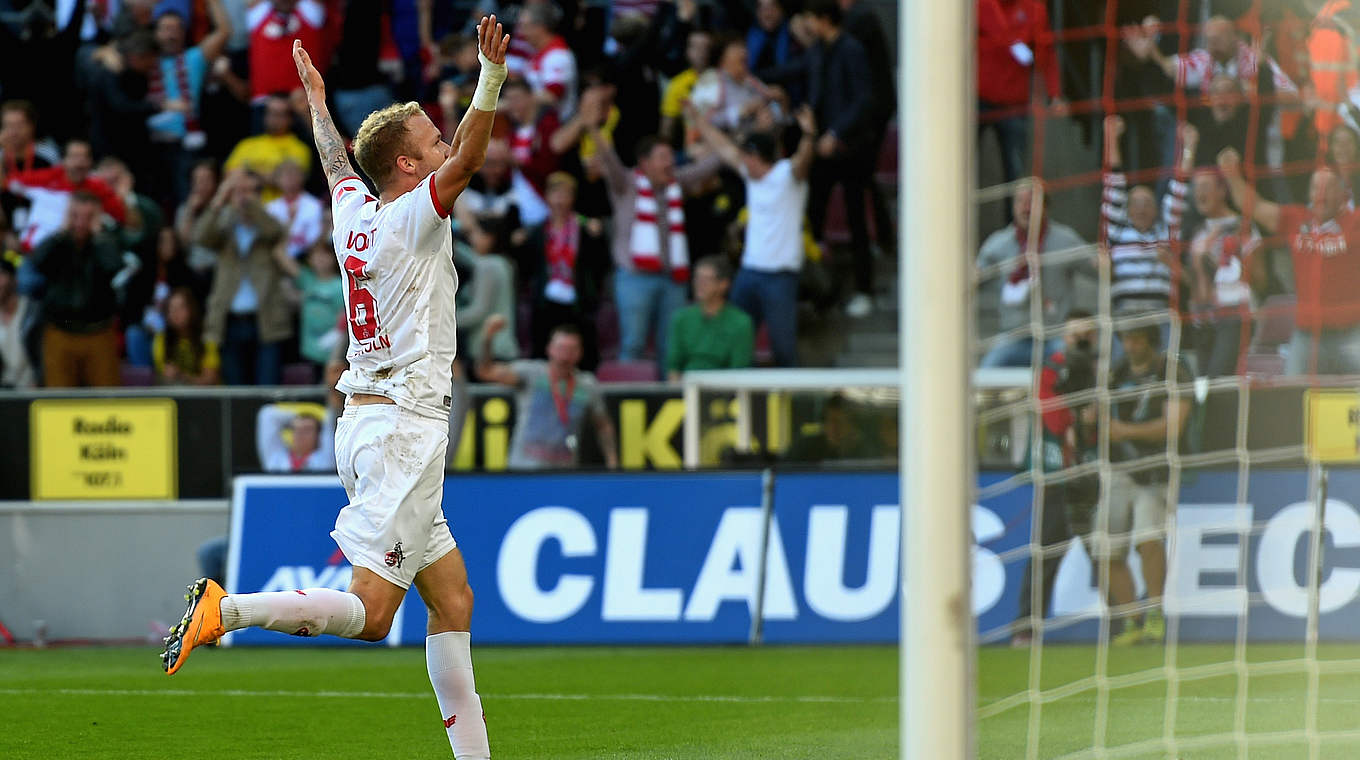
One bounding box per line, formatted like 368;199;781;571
666;255;754;380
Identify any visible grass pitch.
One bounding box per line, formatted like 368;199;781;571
5;642;1360;758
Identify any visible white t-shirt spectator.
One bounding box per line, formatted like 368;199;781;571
739;159;808;273
266;192;325;258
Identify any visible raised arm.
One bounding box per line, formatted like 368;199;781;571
432;16;511;212
199;0;234;63
293;40;358;193
1217;147;1281;233
791;106;817;182
475;314;521;387
685;102;742;171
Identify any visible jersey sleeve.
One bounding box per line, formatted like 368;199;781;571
330;176;372;229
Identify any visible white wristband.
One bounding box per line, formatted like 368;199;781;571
471;51;507;112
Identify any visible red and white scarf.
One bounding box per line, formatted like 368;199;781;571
544;214;579;304
629;171;688;282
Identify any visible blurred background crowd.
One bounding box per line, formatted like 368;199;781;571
0;0;897;392
975;0;1360;380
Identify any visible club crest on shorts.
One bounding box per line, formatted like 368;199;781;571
384;540;406;568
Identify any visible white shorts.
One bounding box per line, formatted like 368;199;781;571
331;403;456;589
1088;471;1170;560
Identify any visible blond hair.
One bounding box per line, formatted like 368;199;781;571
352;101;425;189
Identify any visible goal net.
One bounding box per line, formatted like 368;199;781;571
971;1;1360;758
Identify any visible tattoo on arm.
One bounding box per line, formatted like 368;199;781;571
310;103;356;190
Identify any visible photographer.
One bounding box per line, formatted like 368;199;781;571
1087;321;1192;647
1013;310;1098;646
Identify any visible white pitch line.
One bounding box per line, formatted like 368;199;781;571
0;687;893;705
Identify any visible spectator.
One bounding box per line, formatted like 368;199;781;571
86;30;164;185
1186;74;1256;169
455;217;518;371
500;78;563;195
1124;14;1298;97
223;93;313;197
454;137;547;234
194;170;290;385
255;403;335;472
0;100;60;177
94;157;164;362
0;100;60;253
666;255;754;379
1093;321;1191;646
271;239;344;371
659;28;713;147
690;104;817;367
588;128;721;372
783;394;875;462
326;0;396;137
25;192;125;387
128;226;202;367
840;0;896;253
265;159;324;258
8;140;127;252
526;172;608;368
1184;161;1260;378
689;34;781;136
0;254;35;388
748;0;800;74
517;2;578;119
148;0;233;203
1011;311;1099;645
1327;125;1360;196
1219;148;1360;375
245;0;326;107
176;159;223;277
975;0;1064;188
799;0;875;318
154;286;221;385
478;317;620;470
1101;116;1189;318
976;178;1092;368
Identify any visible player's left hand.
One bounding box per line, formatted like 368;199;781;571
477;15;511;66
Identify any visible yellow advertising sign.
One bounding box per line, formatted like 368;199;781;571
1304;390;1360;463
30;399;178;500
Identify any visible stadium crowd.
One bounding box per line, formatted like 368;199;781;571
0;0;896;391
976;0;1360;380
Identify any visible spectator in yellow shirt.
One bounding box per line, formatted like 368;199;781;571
153;287;221;385
223;95;311;201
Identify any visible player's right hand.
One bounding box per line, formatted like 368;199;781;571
293;39;325;99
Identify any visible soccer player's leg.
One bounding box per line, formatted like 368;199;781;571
414;545;489;760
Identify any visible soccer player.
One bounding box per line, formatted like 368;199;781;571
159;17;511;760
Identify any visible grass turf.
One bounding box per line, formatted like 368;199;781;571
5;643;1360;758
0;644;897;759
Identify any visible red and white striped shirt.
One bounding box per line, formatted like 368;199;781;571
526;36;578;119
1173;42;1297;94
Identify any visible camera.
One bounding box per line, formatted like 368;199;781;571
1054;338;1096;395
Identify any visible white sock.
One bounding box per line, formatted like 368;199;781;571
219;589;366;638
427;631;490;759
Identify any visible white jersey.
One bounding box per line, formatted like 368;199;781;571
330;174;460;420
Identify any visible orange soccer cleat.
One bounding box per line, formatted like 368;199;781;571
161;578;227;675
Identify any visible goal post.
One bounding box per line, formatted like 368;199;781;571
900;0;974;758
